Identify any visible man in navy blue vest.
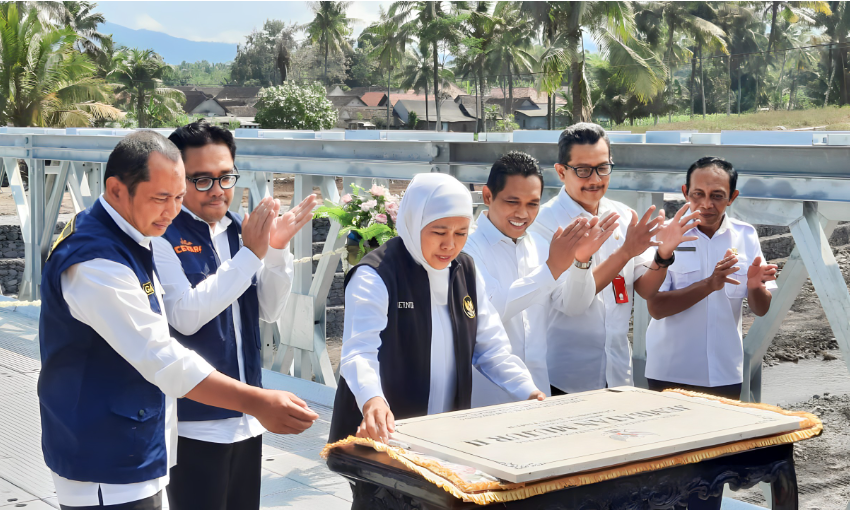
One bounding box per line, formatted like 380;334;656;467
38;131;319;510
151;121;318;510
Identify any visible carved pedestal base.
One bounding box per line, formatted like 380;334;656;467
327;443;797;510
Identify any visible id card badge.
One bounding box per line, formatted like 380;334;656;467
612;275;629;304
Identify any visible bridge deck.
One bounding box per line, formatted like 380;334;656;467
0;307;351;510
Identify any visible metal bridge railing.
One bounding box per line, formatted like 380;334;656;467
1;128;849;406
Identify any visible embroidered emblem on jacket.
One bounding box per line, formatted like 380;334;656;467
398;301;414;309
174;238;202;254
47;215;77;260
142;282;155;295
462;295;476;319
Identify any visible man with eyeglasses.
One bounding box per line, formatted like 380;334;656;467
529;123;698;396
151;121;318;509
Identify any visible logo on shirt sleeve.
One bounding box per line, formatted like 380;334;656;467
462;295;476;319
174;238;202;254
142;282;155;295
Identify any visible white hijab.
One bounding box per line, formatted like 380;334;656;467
397;173;474;305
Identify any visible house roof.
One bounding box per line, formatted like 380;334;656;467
487;87;567;105
183;90;212;113
396;100;475;123
337;106;390;121
214;87;261;103
196;87;224;97
514;108;549;118
224;105;258;118
360;92;387;107
327;96;368;107
486;96;540;112
330;85;402;97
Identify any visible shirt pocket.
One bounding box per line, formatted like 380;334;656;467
725;255;748;299
668;252;701;290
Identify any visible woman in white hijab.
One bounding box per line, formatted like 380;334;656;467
329;174;544;453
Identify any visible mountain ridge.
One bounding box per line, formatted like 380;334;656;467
102;22;236;64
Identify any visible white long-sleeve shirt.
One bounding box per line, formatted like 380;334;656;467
529;188;654;393
463;212;595;406
151;207;294;444
51;196;215;508
339;264;538;415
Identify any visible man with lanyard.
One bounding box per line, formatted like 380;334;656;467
151;121;317;510
465;151;618;406
38;131;319;510
644;157;777;400
529;123;700;395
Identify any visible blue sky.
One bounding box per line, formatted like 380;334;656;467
97;1;392;45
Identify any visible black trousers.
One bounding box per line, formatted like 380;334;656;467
166;435;262;510
59;491;162;510
646;378;743;401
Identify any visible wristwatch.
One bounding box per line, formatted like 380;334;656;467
574;257;592;270
654;250;675;268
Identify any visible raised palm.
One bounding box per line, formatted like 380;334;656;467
575;212;620;262
269;195;318;250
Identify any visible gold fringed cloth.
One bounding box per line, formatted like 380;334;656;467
320;389;822;506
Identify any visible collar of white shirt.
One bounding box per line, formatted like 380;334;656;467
689;213;732;239
182;205;232;238
98;196;152;250
476;211;522;246
556;186;613;219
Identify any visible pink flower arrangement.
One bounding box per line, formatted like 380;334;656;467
361;199;378;211
369;184;387;197
375;213;388;224
341;194;353;204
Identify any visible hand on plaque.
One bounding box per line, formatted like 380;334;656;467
357;396;395;444
528;390;546;401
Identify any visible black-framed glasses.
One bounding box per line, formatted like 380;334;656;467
187;172;240;191
562;163;615;178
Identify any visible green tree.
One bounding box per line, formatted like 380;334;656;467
400;44;433;126
231;20;297;86
363;8;408;129
0;4;121;127
454;1;496;133
390;1;465;130
254;81;337;130
305;1;354;87
111;48;185;128
491;3;537;119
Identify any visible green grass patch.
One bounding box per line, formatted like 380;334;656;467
610;106;850;133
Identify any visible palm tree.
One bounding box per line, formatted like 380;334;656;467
0;4;121;127
565;2;664;123
455;1;497;133
363;8;407;129
111;48;185;128
641;2;726;121
390;1;463;131
491;3;537;119
304;1;354;87
400;44;433;127
765;1;831;55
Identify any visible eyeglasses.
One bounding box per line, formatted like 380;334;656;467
187;172;239;192
562;163;615;178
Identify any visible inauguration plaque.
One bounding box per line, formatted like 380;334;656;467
390;387;803;483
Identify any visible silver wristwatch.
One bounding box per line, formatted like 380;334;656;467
574;257;592;270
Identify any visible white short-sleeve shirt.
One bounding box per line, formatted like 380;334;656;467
645;215;778;387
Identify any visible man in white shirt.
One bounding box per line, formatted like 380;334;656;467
645;157;778;400
38;131;319;510
465;151;619;406
529;123;699;395
151;121;317;510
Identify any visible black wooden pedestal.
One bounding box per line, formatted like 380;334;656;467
326;442;797;509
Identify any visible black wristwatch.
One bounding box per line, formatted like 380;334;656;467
654;250;675;268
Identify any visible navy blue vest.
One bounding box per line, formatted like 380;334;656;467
38;200;168;484
161;209;262;421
